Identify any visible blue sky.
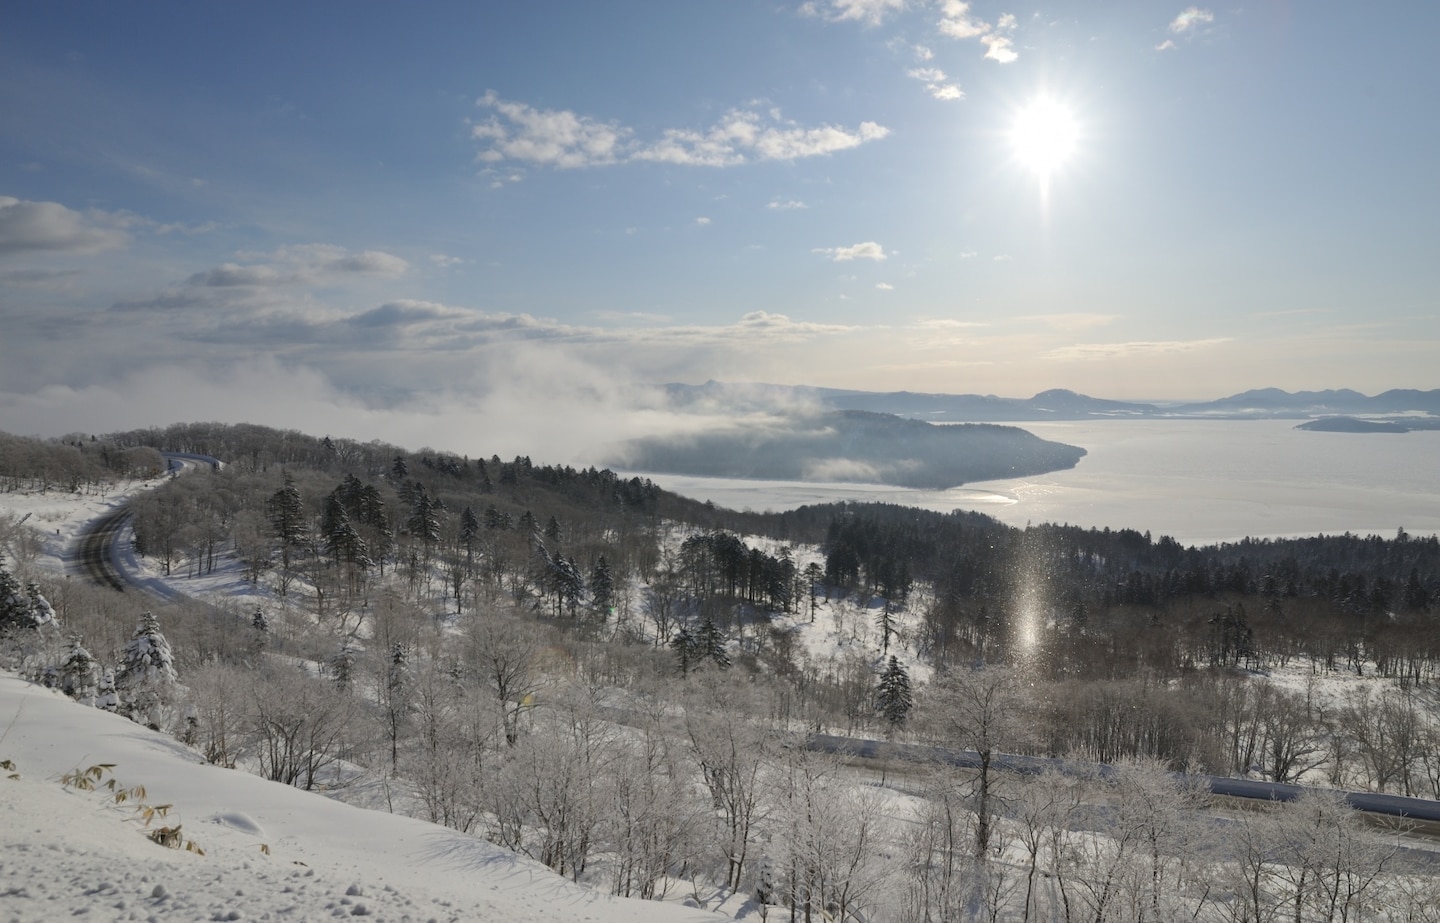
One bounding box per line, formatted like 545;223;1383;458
2;1;1438;455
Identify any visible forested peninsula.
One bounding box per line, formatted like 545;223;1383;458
613;410;1086;488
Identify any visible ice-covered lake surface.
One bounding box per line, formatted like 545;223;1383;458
630;419;1440;547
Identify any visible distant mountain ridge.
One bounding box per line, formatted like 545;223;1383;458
664;381;1440;421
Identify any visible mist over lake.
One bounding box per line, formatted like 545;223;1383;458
632;419;1440;547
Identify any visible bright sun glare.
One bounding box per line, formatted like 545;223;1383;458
1011;97;1078;179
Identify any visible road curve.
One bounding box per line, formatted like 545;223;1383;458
74;504;132;592
70;452;222;594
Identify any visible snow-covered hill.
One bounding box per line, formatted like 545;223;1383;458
0;672;719;923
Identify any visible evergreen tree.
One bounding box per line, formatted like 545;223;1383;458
875;655;913;731
331;645;356;689
671;625;697;676
0;554;53;636
95;669;119;712
543;551;584;617
59;638;99;704
589;555;615;619
249;606;271;657
875;604;895;654
459;505;481;567
266;475;308;592
115;611;178;727
24;583;56;628
405;483;444;546
390;455;408;481
803;561;824;622
697;615;730;669
322;493;370;567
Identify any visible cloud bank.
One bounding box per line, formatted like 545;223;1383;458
474;93;889;170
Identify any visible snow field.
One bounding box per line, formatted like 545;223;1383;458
0;673;720;923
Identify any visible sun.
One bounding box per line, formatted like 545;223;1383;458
1010;96;1078;179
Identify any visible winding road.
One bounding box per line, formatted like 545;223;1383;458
74;504;132;592
70;452;221;595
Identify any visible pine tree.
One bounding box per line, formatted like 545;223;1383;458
322;493;370;566
59;638;99;704
405;483;444;546
0;553;47;636
95;669;119;712
803;561;825;622
23;583;56;628
331;645;356;689
266;475;308;593
875;604;895;654
697;615;730;668
115;611;178;727
672;625;697;676
589;555;615;619
459;505;481;567
875;655;913;731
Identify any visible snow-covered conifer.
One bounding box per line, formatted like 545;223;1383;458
95;668;119;712
875;655;913;730
0;555;53;636
115;611;178;726
24;583;56;628
59;638;99;705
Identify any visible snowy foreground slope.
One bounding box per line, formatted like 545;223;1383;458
0;673;718;923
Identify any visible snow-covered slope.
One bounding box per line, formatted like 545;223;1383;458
0;672;718;923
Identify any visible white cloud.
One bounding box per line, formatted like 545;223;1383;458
803;0;908;26
1169;7;1214;33
935;0;1019;63
346;300;473;329
475;95;888;170
913;43;935;61
937;0;988;38
184;245;409;288
429;253;465;268
981;33;1018;63
695;216;712;226
188;262;289;287
908;67;964;100
876;282;894;290
636;110;889;166
813;241;888;262
1155;39;1177;51
472;92;627;169
0;196;130;256
767;199;808;210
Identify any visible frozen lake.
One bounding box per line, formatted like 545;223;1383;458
632;419;1440;547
